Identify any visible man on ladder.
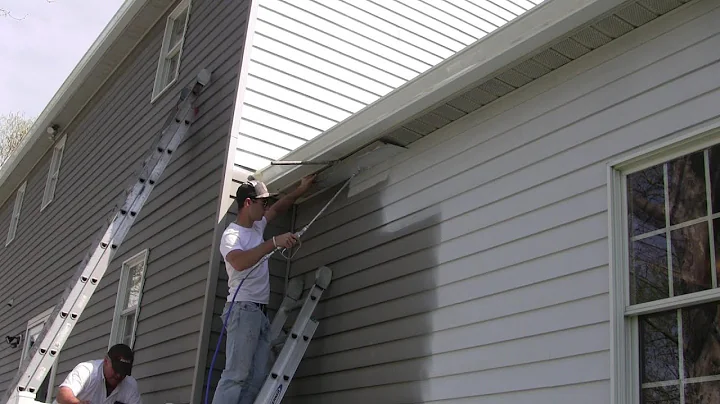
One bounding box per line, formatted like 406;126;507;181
211;175;315;404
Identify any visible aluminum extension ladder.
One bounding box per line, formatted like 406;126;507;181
253;266;332;404
3;69;212;404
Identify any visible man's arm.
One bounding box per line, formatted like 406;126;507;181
264;175;315;223
225;234;297;272
55;362;92;404
127;379;143;404
56;386;89;404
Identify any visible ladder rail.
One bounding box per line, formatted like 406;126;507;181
3;69;211;404
253;266;332;404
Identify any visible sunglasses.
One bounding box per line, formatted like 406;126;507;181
252;197;270;208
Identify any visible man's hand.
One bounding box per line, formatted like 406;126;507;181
297;174;316;194
56;387;90;404
265;174;317;223
274;232;298;249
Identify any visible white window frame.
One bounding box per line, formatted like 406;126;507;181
6;181;26;246
41;133;67;211
151;0;191;102
109;249;149;349
19;306;59;403
609;122;720;404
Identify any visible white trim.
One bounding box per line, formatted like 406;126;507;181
40;134;67;211
609;162;633;404
6;181;26;246
625;288;720;316
253;0;632;192
109;249;149;349
151;0;192;102
609;123;720;404
705;147;717;289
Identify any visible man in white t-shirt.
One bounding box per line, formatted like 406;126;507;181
212;175;314;404
54;343;141;404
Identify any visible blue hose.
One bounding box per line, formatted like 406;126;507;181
204;260;262;404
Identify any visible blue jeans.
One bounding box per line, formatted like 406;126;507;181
212;301;271;404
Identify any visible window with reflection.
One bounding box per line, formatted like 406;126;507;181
622;143;720;403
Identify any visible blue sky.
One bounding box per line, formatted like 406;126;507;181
0;0;125;119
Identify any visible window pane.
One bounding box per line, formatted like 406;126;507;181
682;303;720;379
628;164;666;236
708;144;720;214
631;234;670;304
667;151;707;225
640;310;679;383
671;222;712;296
122;333;132;347
123;263;143;310
642;385;680;404
169;12;186;49
164;54;179;87
685;380;720;403
120;313;135;346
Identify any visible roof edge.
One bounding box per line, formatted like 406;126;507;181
0;0;149;200
253;0;628;193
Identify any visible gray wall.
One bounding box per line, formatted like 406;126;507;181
281;1;720;402
0;0;250;402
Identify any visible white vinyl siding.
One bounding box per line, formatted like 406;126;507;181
109;250;148;349
233;0;545;173
41;134;66;211
283;1;720;402
152;0;190;101
6;181;26;246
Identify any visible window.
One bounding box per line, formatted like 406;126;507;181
20;307;59;403
6;181;26;246
110;250;148;348
41;134;66;211
152;0;190;101
610;129;720;404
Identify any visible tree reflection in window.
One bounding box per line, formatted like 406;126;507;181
627;148;717;303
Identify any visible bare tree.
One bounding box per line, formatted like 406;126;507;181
1;1;58;20
0;112;35;168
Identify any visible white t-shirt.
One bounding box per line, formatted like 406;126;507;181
219;217;270;304
52;359;141;404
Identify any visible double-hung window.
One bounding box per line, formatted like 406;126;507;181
610;128;720;404
41;133;66;211
109;250;148;348
6;181;26;246
152;0;190;101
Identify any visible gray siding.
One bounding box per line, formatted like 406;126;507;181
0;0;250;402
283;1;720;402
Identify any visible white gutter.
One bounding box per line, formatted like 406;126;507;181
253;0;628;192
0;0;148;205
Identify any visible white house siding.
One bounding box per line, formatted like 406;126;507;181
232;0;545;174
280;0;720;402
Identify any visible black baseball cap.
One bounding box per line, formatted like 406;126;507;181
107;344;134;376
235;179;277;203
